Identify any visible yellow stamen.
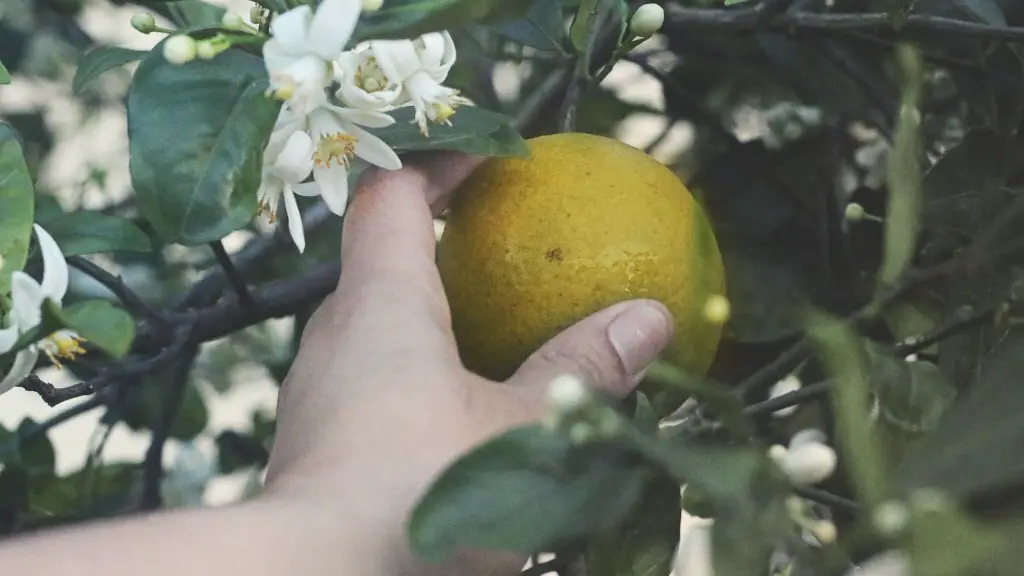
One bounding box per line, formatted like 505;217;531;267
45;331;87;369
313;133;358;168
355;56;388;93
267;74;296;101
257;198;278;224
433;103;456;125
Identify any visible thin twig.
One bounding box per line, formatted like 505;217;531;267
140;342;199;511
794;486;860;514
67;256;167;326
3;395;105;457
744;380;832;416
560;0;610;132
209;241;256;313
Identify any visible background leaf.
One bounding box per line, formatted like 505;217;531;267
372;107;529;157
44;300;136;358
167;0;227;29
72;47;148;95
127;43;281;245
408;425;650;561
0;123;35;297
0;60;10;85
40;211;153;257
355;0;533;41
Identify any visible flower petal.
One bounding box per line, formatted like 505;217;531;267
312;164;351;216
0;347;39;397
417;32;449;70
262;39;295;75
307;0;360;60
35;224;69;302
269;6;314;54
283;187;306;253
351;127;402;171
333;106;397;128
0;324;19;354
371;39;423;83
271;131;316;183
292;181;322;197
10;272;44;331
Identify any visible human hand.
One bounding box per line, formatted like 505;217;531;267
261;153;675;576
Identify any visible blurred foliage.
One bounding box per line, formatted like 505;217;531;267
6;0;1024;574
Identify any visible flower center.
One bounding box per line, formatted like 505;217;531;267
355;56;389;94
432;102;456;124
313;133;359;168
42;330;87;369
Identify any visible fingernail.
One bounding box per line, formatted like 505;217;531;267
607;301;673;377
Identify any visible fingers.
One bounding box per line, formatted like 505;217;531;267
331;154;485;356
508;300;674;400
356;152;486;216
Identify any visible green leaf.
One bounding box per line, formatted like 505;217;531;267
915;0;1007;26
408;425;650;561
569;0;600;52
878;45;924;289
806;311;889;507
128;43;281;245
250;0;290;12
894;328;1024;498
49;300;136;358
0;465;30;533
15;419;56;477
30;463;139;519
0;124;35;297
72;46;148;94
865;345;957;436
124;375;209;441
355;0;533;41
494;0;565;51
371;106;529;157
43;211;153;257
586;477;681;576
907;504;1006;576
167;0;227;28
0;59;10;84
215;430;269;474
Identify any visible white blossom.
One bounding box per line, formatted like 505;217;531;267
263;0;360;116
257;110;317;252
0;225;83;396
363;31;471;136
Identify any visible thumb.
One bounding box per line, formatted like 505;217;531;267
508;300;674;399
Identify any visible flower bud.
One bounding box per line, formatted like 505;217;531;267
196;40;218;60
362;0;384;12
780;442;837;486
131;12;157;34
845;202;866;222
872;500;910;537
163;35;197;65
630;3;665;38
703;294;730;325
789;427;827;450
249;6;266;25
767;444;788;465
545;374;590;414
769;374;802;418
811;520;837;544
222;12;246;30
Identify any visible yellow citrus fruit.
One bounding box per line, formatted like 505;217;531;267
436;132;726;382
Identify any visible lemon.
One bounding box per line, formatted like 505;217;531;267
437;133;726;383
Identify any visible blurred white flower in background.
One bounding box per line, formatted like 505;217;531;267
162;442;217;509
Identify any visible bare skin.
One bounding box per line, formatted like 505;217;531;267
0;153;674;576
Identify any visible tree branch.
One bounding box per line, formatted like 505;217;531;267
209;241;256;313
67;256;166;327
665;4;1024;41
140;341;199;511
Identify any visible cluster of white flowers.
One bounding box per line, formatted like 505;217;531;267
0;225;84;396
253;0;471;252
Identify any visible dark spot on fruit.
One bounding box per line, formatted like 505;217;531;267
545;247;564;262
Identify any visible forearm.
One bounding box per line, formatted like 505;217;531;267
0;491;523;576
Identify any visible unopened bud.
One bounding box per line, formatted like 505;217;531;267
222;12;246;30
362;0;384;12
249;6;266;25
873;500;910;537
769;374;802;418
568;421;594;444
703;294;730;325
163;35;197;65
789;428;827;450
196;39;218;60
629;3;665;38
545;374;590;414
845;202;867;222
767;444;788;465
811;520;838;544
131;12;157;34
780;442;837;486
